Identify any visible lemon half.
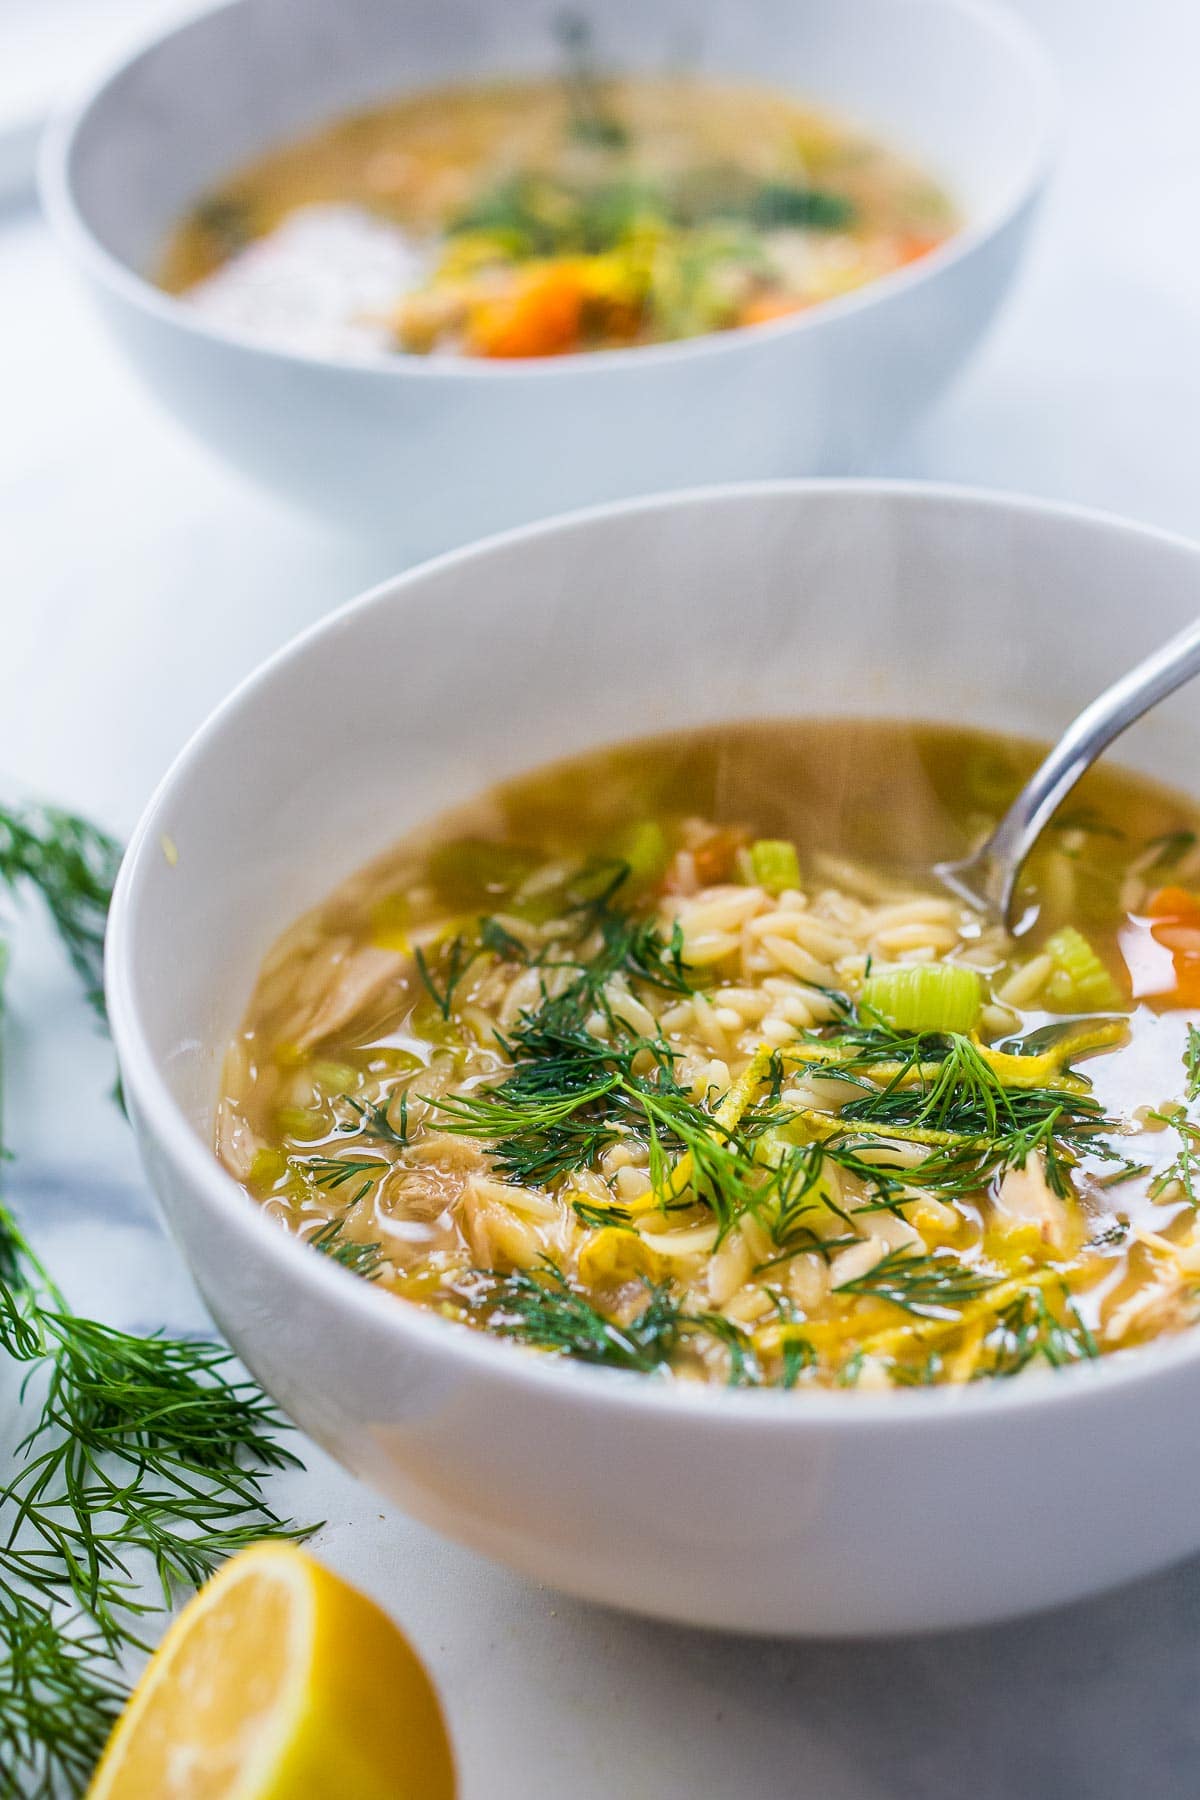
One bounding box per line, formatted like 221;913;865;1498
87;1541;456;1799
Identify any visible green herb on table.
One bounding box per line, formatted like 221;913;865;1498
0;802;315;1800
0;805;121;1022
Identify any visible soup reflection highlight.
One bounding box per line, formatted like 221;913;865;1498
218;722;1200;1391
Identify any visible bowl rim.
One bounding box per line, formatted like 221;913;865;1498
39;0;1059;384
106;476;1200;1429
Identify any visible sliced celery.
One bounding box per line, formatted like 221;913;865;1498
247;1147;287;1193
750;838;801;896
1041;926;1122;1011
611;819;668;885
312;1058;360;1096
860;964;983;1034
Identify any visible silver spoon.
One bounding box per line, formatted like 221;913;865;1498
937;615;1200;931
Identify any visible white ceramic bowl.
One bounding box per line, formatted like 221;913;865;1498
108;481;1200;1636
43;0;1055;554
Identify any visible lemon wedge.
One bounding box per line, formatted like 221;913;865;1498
87;1541;456;1799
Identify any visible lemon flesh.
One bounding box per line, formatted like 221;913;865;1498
87;1541;455;1800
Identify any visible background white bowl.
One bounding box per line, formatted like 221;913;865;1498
43;0;1055;554
108;481;1200;1636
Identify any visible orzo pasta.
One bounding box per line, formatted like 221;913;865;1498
218;722;1200;1390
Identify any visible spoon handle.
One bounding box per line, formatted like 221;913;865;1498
982;614;1200;922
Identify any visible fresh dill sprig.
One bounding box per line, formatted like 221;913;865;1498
414;933;475;1020
1094;1159;1152;1190
0;1205;315;1798
1146;1026;1200;1208
750;1143;860;1267
303;1153;388;1192
545;859;694;1000
687;1310;761;1387
638;1084;769;1237
611;915;691;996
570;1196;635;1229
432;893;688;1185
472;1260;683;1372
820;1026;1119;1200
0;1609;127;1799
553;13;630;149
479;917;530;962
435;1076;626;1186
833;1245;998;1319
0;804;122;1022
886;1346;946;1387
976;1283;1097;1377
1149;1119;1200;1205
0;802;315;1797
466;1260;768;1386
415;857;690;1042
779;1334;817;1390
1186;1023;1200;1105
343;1093;409;1147
309;1212;384;1279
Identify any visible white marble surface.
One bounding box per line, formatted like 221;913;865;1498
3;1;1200;1793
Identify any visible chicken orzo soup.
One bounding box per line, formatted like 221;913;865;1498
161;62;955;359
218;721;1200;1391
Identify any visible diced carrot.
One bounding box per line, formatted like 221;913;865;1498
1154;924;1200;955
1147;886;1200;922
692;827;750;886
896;234;942;267
465;265;587;358
1125;886;1200;1008
739;292;807;328
1171;966;1200;1006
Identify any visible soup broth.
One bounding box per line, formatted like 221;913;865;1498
218;721;1200;1391
162;74;956;359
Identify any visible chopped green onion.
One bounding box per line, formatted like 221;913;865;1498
750;839;801;896
860;964;983;1034
1041;926;1123;1011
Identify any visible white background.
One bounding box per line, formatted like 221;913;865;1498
3;2;1200;1794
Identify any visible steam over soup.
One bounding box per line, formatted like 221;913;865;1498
162;68;955;359
218;722;1200;1391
